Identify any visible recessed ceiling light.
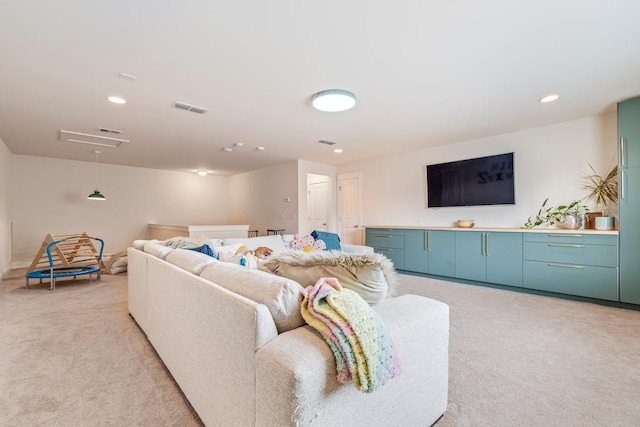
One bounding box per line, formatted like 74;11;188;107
118;72;137;81
256;146;265;151
312;89;356;112
222;147;233;152
539;94;559;103
234;142;244;147
108;96;126;104
196;170;208;176
334;149;343;153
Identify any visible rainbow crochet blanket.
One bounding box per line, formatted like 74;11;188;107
301;277;402;393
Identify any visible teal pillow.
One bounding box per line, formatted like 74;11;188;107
311;230;341;251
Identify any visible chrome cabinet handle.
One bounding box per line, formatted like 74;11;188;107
548;243;585;248
374;234;393;238
485;232;490;256
621;170;626;201
424;230;431;251
548;263;584;269
547;234;583;238
620;136;626;168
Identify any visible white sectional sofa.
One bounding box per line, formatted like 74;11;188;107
128;235;449;426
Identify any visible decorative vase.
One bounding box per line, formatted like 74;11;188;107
584;212;603;229
595;216;615;230
559;214;583;229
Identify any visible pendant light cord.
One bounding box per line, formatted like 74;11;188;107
94;151;100;191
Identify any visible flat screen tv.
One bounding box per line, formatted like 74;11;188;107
426;152;515;208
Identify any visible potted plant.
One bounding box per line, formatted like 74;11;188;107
524;199;589;229
582;162;618;230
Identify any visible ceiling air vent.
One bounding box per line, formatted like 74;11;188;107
318;139;338;146
172;101;209;114
97;128;122;134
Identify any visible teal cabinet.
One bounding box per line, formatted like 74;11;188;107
523;233;618;301
619;97;640;305
454;232;486;281
366;226;620;304
619;97;640;168
404;229;455;277
486;232;524;286
455;231;523;286
366;228;405;270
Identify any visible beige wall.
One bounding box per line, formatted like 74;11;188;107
11;155;229;268
0;137;11;278
338;112;618;229
228;160;299;236
297;160;338;235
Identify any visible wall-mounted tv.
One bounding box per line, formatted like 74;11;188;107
426;152;515;208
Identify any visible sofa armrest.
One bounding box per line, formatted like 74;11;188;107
341;243;374;254
255;294;449;426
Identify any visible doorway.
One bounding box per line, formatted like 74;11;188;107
337;172;363;245
307;174;330;233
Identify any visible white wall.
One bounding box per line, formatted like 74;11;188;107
11;155;229;267
0;137;12;278
228;160;299;235
338;113;618;229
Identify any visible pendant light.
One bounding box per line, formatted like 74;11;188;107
87;150;106;200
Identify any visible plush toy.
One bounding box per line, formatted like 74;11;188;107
233;245;273;268
290;234;326;252
254;246;273;259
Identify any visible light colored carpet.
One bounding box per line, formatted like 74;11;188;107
1;269;640;426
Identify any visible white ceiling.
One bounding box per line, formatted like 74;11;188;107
2;1;640;176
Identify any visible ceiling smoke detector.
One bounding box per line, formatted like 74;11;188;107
172;101;209;114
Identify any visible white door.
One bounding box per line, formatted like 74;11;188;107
338;172;363;245
308;179;329;232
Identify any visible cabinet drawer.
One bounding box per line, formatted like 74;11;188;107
372;247;405;270
523;261;618;301
366;229;405;249
523;233;617;246
523;241;617;267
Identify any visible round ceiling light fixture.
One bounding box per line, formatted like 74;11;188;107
196;170;208;176
312;89;356;112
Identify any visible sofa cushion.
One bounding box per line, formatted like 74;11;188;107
199;262;305;333
258;250;397;304
165;248;219;275
143;241;174;259
222;235;288;254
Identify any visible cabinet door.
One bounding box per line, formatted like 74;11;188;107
619;167;640;304
619;97;640;168
619;97;640;305
454;232;486;281
486;232;523;286
404;229;429;273
428;231;456;277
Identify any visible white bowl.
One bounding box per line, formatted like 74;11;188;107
457;220;475;228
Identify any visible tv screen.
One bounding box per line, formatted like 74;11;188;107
426;152;515;208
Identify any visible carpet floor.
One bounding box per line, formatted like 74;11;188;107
1;269;639;426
